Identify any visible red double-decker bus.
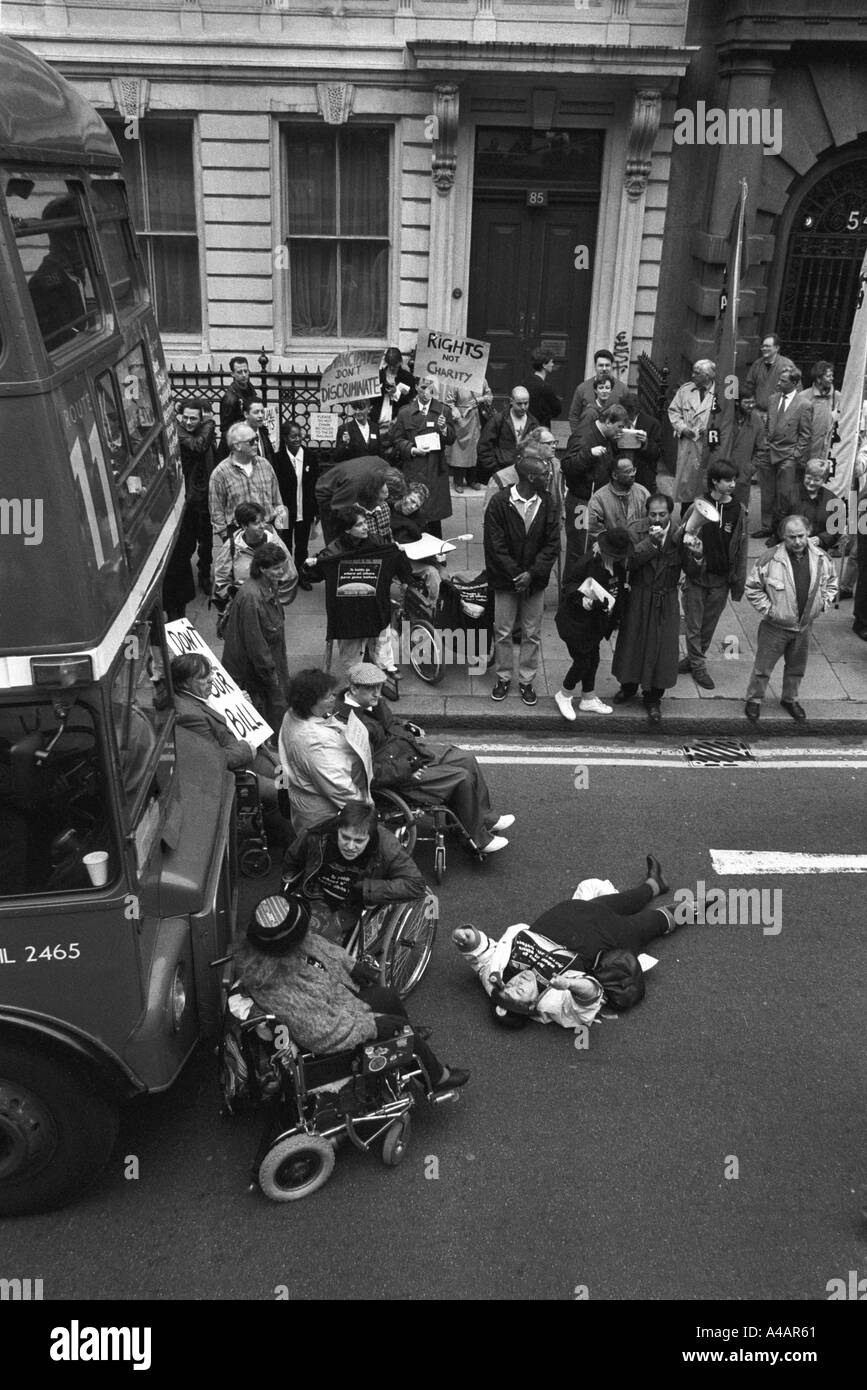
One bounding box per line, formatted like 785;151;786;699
0;37;236;1214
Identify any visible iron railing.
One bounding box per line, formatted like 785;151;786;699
635;351;670;424
169;348;352;453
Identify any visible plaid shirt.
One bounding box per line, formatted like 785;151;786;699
208;457;282;538
361;501;393;545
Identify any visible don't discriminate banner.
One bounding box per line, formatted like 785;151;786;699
165;619;273;747
318;350;383;408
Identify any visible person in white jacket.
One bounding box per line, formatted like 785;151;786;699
744;515;838;723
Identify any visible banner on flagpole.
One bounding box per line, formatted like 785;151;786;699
826;248;867;501
714;178;748;457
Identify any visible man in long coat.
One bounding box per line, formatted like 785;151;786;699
611;494;693;723
390;374;456;537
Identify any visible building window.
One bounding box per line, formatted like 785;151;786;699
284;126;390;338
107;117;202;335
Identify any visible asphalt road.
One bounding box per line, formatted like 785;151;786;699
4;731;867;1304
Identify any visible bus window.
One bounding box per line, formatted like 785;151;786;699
95;343;166;533
6;175;102;355
90;178;144;314
110;613;175;815
0;697;118;897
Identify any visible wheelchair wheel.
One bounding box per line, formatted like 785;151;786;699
375;788;417;854
258;1133;335;1202
434;843;446;885
380;894;438;998
381;1117;411;1167
408;619;444;685
240;844;272;878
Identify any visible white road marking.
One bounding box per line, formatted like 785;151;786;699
710;851;867;875
475;756;867;770
458;741;867;757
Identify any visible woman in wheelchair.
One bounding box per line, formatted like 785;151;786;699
234;894;468;1093
281;800;425;945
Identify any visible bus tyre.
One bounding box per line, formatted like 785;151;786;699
0;1043;119;1217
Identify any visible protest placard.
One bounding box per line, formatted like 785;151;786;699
308;411;339;442
414;327;490;396
318;350;383;408
165;619;273;748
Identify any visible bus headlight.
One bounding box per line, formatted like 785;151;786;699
170;967;186;1032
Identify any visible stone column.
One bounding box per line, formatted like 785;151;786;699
427;83;461;332
683;54;776;364
608;89;662;372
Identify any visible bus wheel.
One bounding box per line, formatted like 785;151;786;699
0;1043;119;1216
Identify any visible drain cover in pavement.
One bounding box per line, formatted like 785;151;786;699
682;739;755;766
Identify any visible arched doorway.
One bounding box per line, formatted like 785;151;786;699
774;154;867;377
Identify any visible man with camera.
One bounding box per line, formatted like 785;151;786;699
678;460;748;690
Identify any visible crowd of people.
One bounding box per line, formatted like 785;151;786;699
156;335;866;1087
164;335;863;751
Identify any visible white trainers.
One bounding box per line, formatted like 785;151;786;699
579;695;613;714
489;814;515;833
554;690;577;722
481;835;509;854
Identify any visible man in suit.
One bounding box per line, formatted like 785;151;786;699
758;365;804;535
390;374;456;537
745;334;796;421
620;392;662;494
522;346;562;429
333;398;388;463
477;386;539;481
274;421;318;588
216;396;274;464
567;348;629;432
561;404;629;584
219;356;256;438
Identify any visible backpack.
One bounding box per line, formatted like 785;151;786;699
590;948;645;1011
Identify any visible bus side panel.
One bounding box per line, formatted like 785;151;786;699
0;897;147;1059
0;389;127;648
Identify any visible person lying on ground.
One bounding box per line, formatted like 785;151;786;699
453;855;687;1030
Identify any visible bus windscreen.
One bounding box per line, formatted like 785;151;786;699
8;175;103;355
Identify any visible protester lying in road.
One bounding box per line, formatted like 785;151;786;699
453;856;688;1031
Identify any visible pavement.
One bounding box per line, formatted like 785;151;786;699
187;480;867;736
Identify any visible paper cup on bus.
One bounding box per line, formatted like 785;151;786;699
83;851;110;887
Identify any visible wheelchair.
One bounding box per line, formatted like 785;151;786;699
215;978;461;1203
343;891;439;999
234;768;272;878
390;567;495;686
374;785;487;885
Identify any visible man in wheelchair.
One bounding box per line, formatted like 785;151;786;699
233;894;468;1094
281;800;425;944
333;662;514;854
